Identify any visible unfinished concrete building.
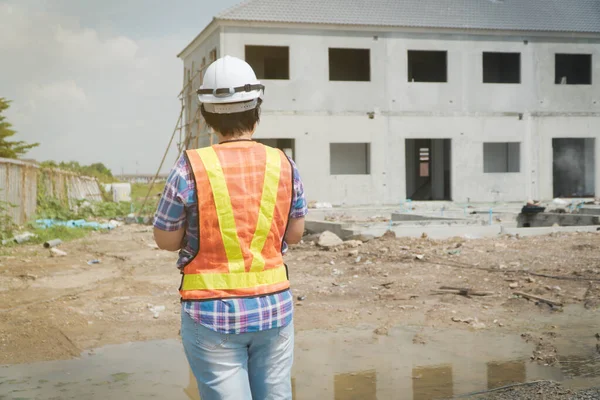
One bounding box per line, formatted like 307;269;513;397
178;0;600;205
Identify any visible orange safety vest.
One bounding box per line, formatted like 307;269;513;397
180;141;293;301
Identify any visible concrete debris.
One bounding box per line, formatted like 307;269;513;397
43;239;63;249
521;333;558;365
348;249;359;257
309;202;332;209
415;254;424;260
451;316;486;330
373;326;389;336
348;234;376;243
412;334;427;345
343;240;363;248
471;321;487;330
2;232;36;245
109;220;124;228
50;248;67;257
148;305;165;319
584;283;600;309
317;231;343;248
381;230;396;239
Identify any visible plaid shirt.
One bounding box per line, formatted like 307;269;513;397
154;145;307;334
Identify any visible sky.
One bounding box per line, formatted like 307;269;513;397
0;0;239;175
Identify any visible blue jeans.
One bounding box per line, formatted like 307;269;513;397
181;311;294;400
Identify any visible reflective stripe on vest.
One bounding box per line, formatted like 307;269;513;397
181;145;289;293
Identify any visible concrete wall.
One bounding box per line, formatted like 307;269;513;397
181;29;221;148
221;27;600;114
183;25;600;204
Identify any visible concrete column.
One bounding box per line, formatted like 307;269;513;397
584;138;595;195
431;139;445;200
405;139;415;199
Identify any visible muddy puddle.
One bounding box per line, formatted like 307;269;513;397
1;306;599;400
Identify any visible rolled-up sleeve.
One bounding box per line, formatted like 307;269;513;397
153;156;188;231
289;158;308;219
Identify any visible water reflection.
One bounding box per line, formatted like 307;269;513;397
1;315;599;400
412;365;453;400
334;370;376;400
181;354;597;400
487;361;526;389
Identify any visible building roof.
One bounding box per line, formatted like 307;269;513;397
217;0;600;34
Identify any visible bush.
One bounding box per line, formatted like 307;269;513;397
0;198;17;241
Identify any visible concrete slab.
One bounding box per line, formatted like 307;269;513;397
361;225;503;239
356;224;600;240
503;226;600;237
517;213;600;228
304;220;355;240
391;213;465;222
579;206;600;216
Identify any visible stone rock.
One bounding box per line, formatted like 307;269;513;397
50;248;67;257
343;240;363;248
509;282;520;289
374;327;389;336
318;231;343;248
471;321;486;330
303;233;321;243
348;234;376;243
348;249;359;257
381;230;397;239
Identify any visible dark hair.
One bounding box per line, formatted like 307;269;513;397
201;98;262;138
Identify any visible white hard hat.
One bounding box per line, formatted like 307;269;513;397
197;55;264;114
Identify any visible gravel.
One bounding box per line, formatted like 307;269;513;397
461;381;600;399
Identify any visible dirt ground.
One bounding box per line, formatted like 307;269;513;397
1;226;600;369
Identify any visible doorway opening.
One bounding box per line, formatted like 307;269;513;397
553;138;595;197
254;138;296;160
405;139;452;200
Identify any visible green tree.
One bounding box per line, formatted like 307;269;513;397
40;160;115;183
87;163;114;179
0;97;38;159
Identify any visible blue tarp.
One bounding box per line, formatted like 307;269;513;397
35;219;115;230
